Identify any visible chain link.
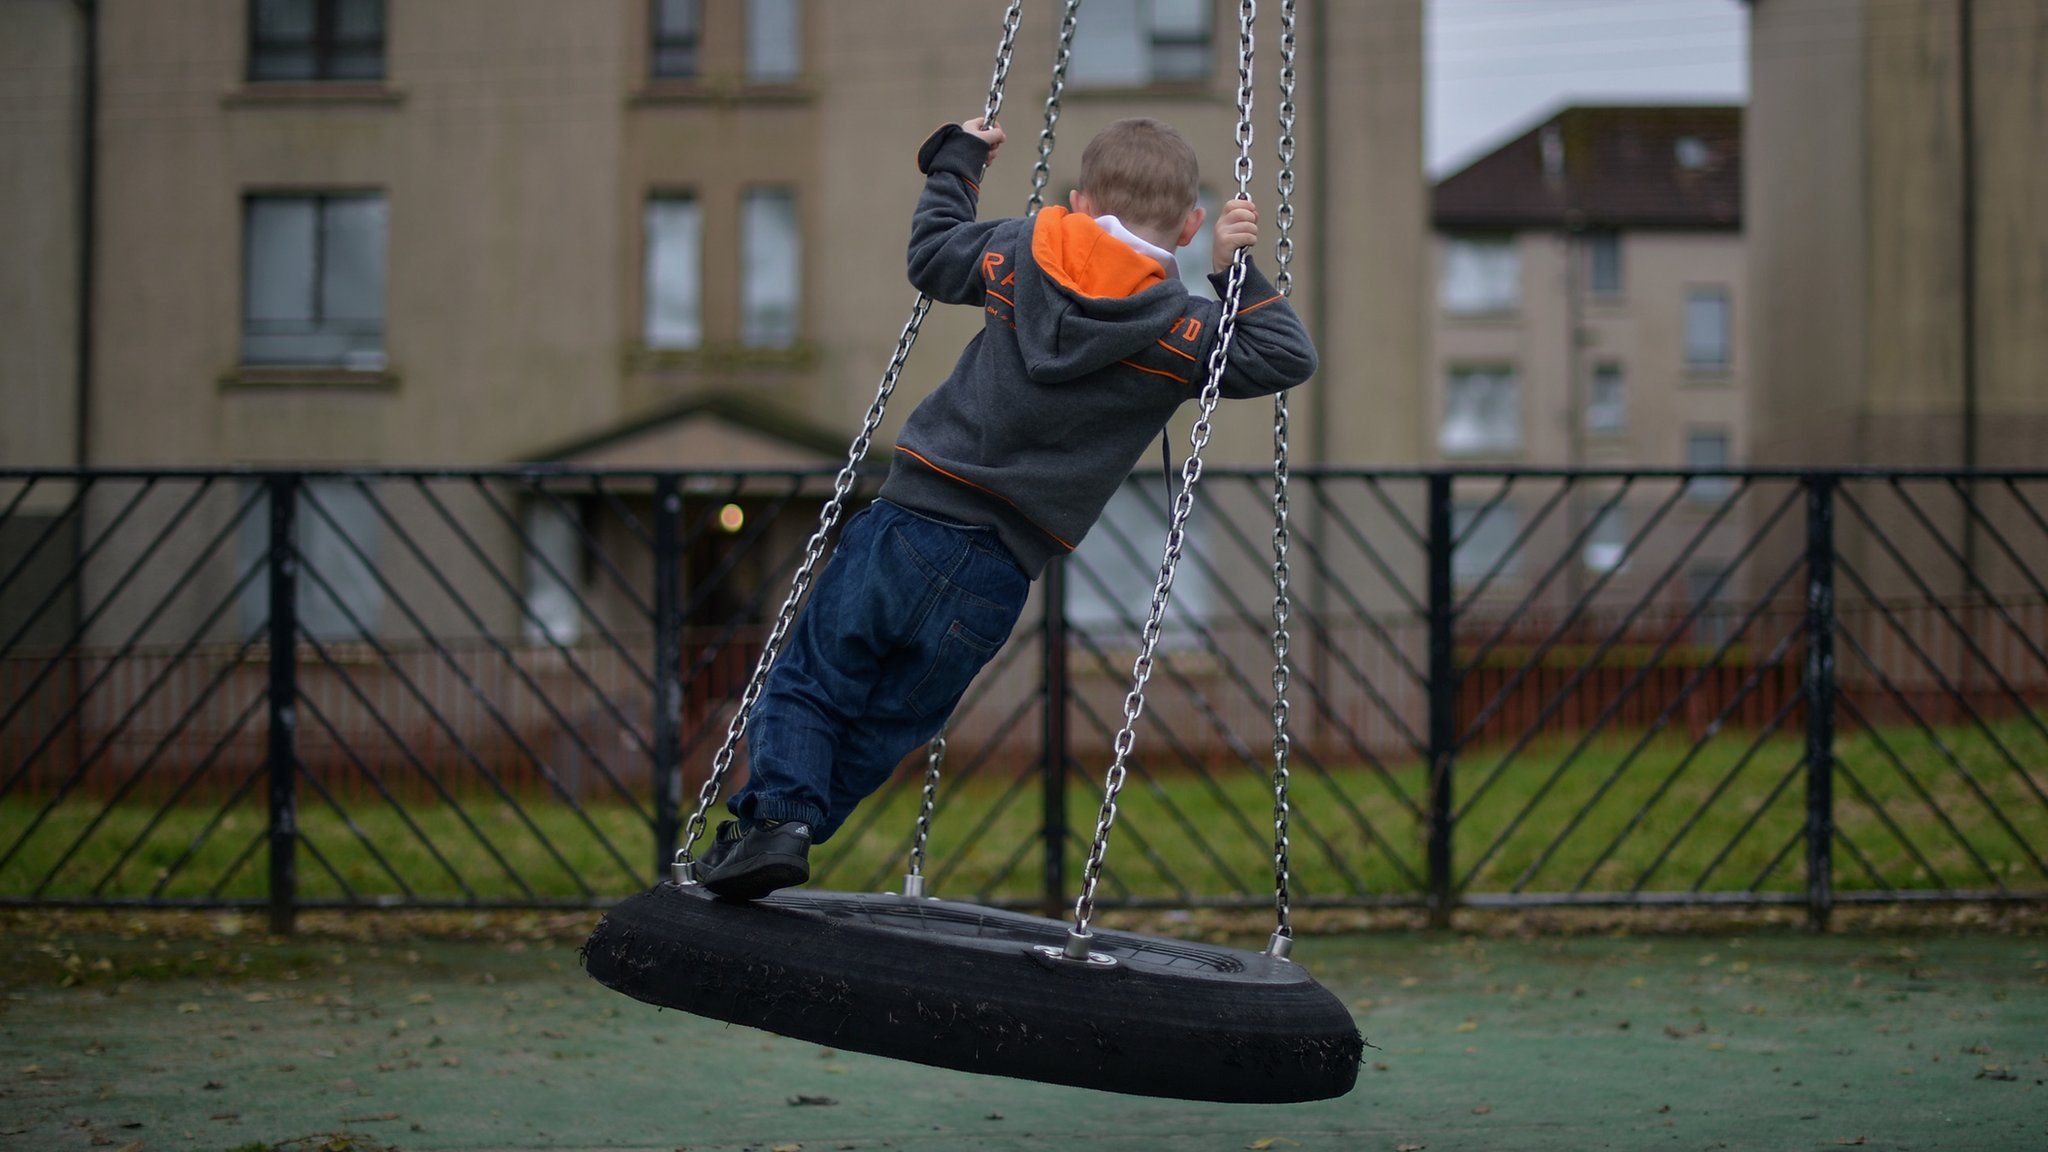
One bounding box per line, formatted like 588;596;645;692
1068;0;1261;947
1267;0;1300;951
1027;0;1084;216
678;5;1028;872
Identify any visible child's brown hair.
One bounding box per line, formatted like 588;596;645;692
1077;118;1200;234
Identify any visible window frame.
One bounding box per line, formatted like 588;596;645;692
1068;0;1215;89
247;0;387;84
1587;362;1626;435
739;186;804;349
1684;284;1733;373
1440;364;1523;457
1439;234;1521;316
649;0;703;80
1586;231;1623;299
1684;426;1735;503
240;189;388;370
642;191;705;350
744;0;804;82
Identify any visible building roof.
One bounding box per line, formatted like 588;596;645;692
528;390;871;470
1433;105;1742;231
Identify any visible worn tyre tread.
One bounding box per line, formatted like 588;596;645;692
582;884;1362;1102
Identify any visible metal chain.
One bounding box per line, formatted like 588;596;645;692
1266;0;1299;959
1027;0;1084;216
1065;0;1260;956
677;2;1028;876
906;0;1086;897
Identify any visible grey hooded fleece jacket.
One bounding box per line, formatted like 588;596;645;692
876;124;1319;578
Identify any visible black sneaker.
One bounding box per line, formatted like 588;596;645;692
698;819;812;901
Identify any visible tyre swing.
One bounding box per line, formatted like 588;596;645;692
583;0;1362;1104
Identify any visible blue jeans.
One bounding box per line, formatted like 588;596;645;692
731;500;1031;842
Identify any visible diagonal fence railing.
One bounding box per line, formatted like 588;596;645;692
2;467;2043;930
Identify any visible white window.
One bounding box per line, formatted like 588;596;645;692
1441;367;1521;455
643;195;702;348
1587;232;1622;297
651;0;700;78
1068;0;1212;87
746;0;801;81
1179;189;1218;299
1452;499;1522;586
1068;477;1213;648
1685;286;1731;370
1587;363;1626;434
1685;428;1733;502
1440;236;1519;314
1582;504;1628;573
238;480;384;643
523;500;584;646
741;189;801;348
243;193;387;369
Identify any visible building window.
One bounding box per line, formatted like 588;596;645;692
242;193;387;369
1441;367;1521;456
643;195;702;349
1069;478;1213;648
1069;0;1212;87
1587;363;1626;434
249;0;386;82
741;189;801;347
1685;428;1733;502
1587;232;1623;297
1440;236;1519;314
1685;286;1731;370
1179;189;1219;299
523;500;586;646
1687;564;1733;645
746;0;802;81
1452;499;1522;586
238;480;385;643
1582;504;1628;573
651;0;701;79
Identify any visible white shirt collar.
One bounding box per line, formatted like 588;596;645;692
1091;214;1181;281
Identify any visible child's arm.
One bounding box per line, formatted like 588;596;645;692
906;119;1017;305
1200;198;1318;398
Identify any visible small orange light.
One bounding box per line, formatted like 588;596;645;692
718;503;745;533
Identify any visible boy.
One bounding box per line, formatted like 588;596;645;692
698;115;1318;899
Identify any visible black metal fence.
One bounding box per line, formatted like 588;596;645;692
3;467;2044;930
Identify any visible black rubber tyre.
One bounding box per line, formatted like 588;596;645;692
582;883;1362;1103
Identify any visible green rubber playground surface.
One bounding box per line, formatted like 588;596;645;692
2;912;2044;1151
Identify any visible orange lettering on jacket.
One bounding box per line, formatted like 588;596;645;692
982;251;1006;281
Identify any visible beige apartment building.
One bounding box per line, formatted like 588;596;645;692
1746;0;2047;472
1;0;1423;647
1428;105;1748;617
1745;0;2048;609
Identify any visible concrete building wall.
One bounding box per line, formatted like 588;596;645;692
1747;0;2048;468
0;0;84;473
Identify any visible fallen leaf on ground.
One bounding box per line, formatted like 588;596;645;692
1398;1144;1427;1152
786;1095;836;1107
1245;1140;1300;1150
772;1144;802;1152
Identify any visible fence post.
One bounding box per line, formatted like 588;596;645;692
1042;555;1069;914
1804;474;1837;932
651;476;683;884
265;475;300;936
1426;474;1457;928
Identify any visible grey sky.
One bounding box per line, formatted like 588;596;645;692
1428;0;1749;176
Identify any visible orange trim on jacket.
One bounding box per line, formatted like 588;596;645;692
894;445;1077;550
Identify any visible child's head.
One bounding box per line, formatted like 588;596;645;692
1073;118;1203;245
